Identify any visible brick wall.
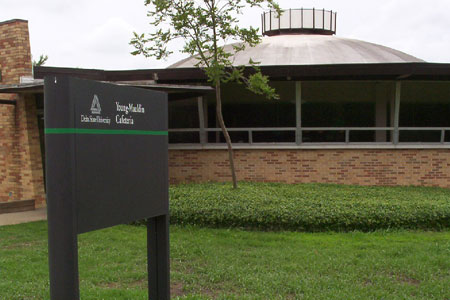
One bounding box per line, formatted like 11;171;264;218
0;19;46;208
14;95;46;207
0;103;18;202
169;149;450;188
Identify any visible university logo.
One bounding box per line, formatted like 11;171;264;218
90;94;101;115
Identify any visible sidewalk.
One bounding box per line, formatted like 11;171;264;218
0;208;47;226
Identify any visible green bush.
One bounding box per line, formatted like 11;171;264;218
169;182;450;231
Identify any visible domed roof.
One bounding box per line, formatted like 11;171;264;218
168;34;424;68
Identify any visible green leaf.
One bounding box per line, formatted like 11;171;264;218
130;0;280;100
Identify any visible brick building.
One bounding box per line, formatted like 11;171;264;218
162;9;450;188
1;10;450;212
0;19;45;213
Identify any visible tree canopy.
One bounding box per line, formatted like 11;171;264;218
130;0;280;99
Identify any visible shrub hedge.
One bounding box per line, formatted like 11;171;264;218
169;182;450;231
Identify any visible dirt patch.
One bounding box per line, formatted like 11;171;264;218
171;282;185;297
99;278;224;298
391;272;421;286
363;279;373;286
130;278;146;288
100;282;120;289
4;241;40;249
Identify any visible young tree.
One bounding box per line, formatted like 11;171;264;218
33;54;48;67
130;0;280;189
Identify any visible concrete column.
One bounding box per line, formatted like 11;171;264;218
389;84;395;142
197;96;207;144
393;81;401;144
295;81;302;144
203;97;208;143
375;83;388;142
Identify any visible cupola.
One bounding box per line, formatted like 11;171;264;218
262;8;337;36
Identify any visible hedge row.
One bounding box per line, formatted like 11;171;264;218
168;182;450;231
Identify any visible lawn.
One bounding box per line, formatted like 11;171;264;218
1;221;449;299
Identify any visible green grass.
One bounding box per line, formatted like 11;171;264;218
169;183;450;231
0;221;449;299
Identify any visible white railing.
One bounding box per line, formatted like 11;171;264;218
169;127;450;145
262;8;337;35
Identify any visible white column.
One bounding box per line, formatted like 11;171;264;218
197;96;206;144
393;81;401;144
203;97;208;143
375;83;388;142
295;81;302;144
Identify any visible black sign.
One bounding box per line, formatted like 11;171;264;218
45;76;170;300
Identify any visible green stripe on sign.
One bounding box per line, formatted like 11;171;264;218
45;128;168;135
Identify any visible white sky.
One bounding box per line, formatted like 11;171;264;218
1;0;450;70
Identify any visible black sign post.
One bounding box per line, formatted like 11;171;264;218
44;76;169;300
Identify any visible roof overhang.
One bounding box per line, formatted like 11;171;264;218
0;81;44;93
0;75;214;101
33;63;450;85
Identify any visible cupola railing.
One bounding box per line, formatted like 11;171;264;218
262;8;337;36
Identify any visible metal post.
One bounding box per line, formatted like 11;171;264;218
289;8;292;30
148;215;170;300
334;13;337;33
323;9;325;29
313;8;315;28
441;129;445;144
345;130;350;143
295;81;302;144
261;14;264;35
393;81;401;144
263;12;266;34
301;8;303;28
45;82;80;300
269;10;272;31
48;201;79;300
330;10;333;31
249;130;253;144
278;9;281;31
197;96;206;144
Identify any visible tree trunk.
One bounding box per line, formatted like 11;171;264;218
215;81;238;189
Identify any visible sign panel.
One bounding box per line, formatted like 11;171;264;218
45;76;168;233
45;76;170;300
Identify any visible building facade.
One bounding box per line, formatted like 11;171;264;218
1;10;450;212
166;9;450;187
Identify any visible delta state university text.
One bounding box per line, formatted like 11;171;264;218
80;100;146;126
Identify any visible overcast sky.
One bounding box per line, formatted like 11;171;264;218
2;0;450;70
